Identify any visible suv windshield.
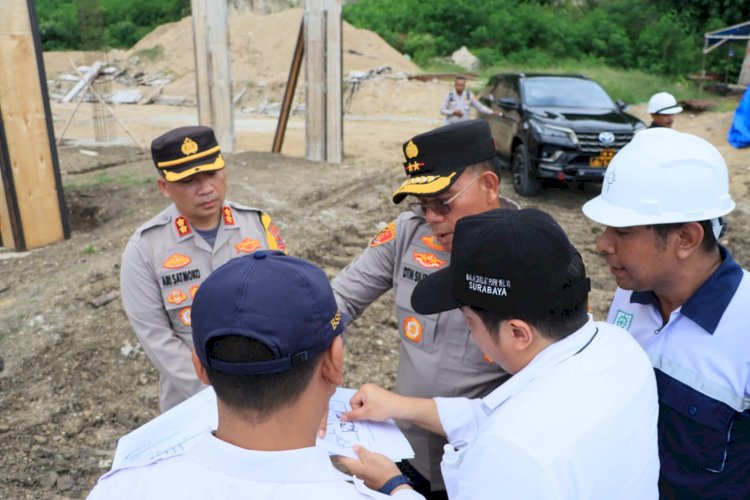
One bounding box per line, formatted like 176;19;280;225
523;77;614;109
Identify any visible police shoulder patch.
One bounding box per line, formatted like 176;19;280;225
370;221;396;247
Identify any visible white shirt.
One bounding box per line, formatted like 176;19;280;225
435;319;660;499
89;433;424;500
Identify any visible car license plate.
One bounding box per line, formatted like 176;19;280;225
589;149;615;168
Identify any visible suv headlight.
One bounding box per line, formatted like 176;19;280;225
529;119;578;145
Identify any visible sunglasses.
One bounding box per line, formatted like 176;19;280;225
407;174;482;217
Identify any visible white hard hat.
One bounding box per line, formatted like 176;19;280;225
582;128;735;228
647;92;682;114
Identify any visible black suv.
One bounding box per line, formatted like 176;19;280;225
479;73;645;196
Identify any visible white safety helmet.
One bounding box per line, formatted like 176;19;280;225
647;92;682;114
582;128;735;232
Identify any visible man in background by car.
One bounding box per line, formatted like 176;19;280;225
440;76;501;124
647;92;682;128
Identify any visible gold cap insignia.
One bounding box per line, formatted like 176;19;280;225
181;137;199;156
405;140;419;159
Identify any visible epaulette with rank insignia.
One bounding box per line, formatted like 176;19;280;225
370;221;396;247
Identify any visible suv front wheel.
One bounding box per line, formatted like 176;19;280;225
511;143;541;197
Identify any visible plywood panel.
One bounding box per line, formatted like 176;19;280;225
0;0;66;249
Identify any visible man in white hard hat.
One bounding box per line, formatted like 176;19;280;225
582;128;749;498
646;92;682;129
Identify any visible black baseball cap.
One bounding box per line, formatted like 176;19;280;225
392;119;496;204
191;251;347;375
151;125;225;182
411;208;590;316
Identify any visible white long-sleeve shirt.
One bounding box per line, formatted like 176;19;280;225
435;319;660;499
89;433;424;499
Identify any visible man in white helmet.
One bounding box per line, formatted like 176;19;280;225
646;92;682;129
582;128;749;498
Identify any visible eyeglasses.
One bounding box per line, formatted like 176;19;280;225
407;174;482;217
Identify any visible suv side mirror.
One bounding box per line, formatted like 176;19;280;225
615;99;627;110
498;97;519;109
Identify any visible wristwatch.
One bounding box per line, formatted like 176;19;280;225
378;474;412;495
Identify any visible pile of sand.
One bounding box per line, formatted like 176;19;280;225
123;8;419;101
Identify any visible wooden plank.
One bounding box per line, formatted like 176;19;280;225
206;0;234;153
739;39;750;87
305;3;326;162
191;0;234;153
191;0;212;126
272;18;304;154
61;61;102;103
0;0;65;249
0;108;22;249
324;0;342;164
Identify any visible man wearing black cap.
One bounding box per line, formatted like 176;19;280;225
338;209;660;499
92;252;423;499
120;126;287;412
331;119;519;497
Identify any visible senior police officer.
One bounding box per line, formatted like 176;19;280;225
120;125;286;412
583;128;749;498
331;119;519;498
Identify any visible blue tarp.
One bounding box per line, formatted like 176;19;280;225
728;87;750;148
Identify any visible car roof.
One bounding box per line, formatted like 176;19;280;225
491;72;589;80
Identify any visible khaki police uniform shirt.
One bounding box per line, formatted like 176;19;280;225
331;198;518;490
120;200;286;412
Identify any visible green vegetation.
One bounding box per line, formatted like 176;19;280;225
344;0;750;80
477;59;711;105
36;0;190;50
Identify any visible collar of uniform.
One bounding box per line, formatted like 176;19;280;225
630;246;743;335
481;318;599;411
186;433;353;484
166;204;196;242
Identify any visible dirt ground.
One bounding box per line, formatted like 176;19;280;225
2;70;750;499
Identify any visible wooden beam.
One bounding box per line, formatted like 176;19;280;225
191;0;211;125
324;0;342;164
61;61;102;103
305;3;326;162
272;18;304;154
191;0;234;152
0;0;69;250
739;39;750;87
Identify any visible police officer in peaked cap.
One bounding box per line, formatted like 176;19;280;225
331;119;520;498
120;125;287;412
